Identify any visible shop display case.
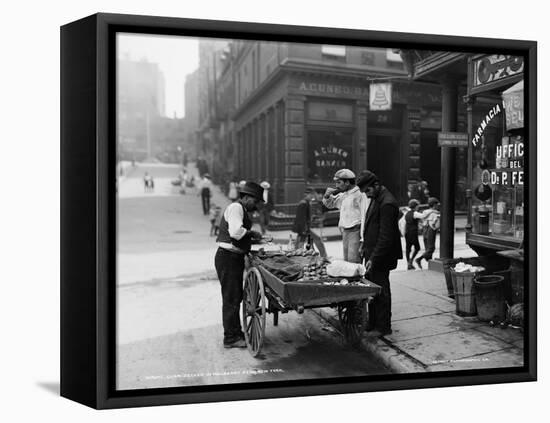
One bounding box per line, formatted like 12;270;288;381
491;185;523;239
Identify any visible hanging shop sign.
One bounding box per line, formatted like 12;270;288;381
438;132;469;147
369;83;392;111
471;55;524;95
471;104;502;146
502;81;524;131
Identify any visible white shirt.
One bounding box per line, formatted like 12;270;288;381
323;186;370;230
200;177;212;190
217;202;248;253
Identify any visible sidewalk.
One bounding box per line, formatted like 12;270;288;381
268;215;468;244
313;269;524;373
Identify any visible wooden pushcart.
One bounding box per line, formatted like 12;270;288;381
242;252;381;357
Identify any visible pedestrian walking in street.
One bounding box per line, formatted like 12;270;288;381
292;187;328;258
258;181;274;234
357;170;402;336
214;181;264;349
143;172;154;193
198;174;213;215
404;199;423;270
415;197;441;269
322;169;369;263
182;151;188;169
209;203;222;236
197;156;209;178
177;169;189;194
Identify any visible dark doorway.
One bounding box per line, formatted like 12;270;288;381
367;133;402;203
420;129;441;199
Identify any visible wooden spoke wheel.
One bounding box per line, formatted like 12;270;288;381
338;300;367;348
242;267;267;357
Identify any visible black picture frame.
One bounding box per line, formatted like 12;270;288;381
60;12;537;409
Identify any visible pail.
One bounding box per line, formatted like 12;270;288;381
451;270;477;316
474;275;505;321
478;209;490;235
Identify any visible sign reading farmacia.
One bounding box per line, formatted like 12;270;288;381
472;104;502;146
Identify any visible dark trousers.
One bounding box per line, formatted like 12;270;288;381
405;232;421;262
295;232;327;258
420;227;436;260
201;188;211;215
214;248;245;343
367;269;392;332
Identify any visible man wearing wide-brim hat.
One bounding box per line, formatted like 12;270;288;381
214;181;264;348
322;168;369;263
357;170;402;336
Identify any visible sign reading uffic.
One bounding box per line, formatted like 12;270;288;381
490;140;525;186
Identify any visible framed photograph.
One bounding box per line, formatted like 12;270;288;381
61;13;536;409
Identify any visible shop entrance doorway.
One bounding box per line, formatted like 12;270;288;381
367;131;403;203
420;130;441;199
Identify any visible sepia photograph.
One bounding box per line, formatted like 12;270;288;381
114;31;528;391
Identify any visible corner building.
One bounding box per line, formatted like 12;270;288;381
228;41;443;205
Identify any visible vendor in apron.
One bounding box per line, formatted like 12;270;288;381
214;181;264;348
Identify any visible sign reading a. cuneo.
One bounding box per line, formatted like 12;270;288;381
437;132;469;147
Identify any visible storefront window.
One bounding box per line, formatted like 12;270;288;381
471;100;524;240
470;101;503;235
308;102;353;122
306;130;353;182
490;135;525;239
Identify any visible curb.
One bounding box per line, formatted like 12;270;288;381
312;308;428;374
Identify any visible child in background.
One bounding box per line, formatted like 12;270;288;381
404;199;422;270
415;197;441;269
214;205;222;236
209;204;218;236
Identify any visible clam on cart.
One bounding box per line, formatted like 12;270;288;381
242;249;381;357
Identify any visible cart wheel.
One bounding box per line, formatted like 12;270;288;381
242;267;266;357
338;300;367;348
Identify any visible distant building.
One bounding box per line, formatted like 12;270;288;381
196;39;230;176
117;57;166;160
183;69;200;159
230;42;445;204
195;41;450;205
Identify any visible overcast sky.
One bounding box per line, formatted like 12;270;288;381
117;33;200;118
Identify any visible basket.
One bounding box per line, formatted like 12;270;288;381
450;270;478;316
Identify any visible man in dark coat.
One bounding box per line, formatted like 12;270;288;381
357;170;403;336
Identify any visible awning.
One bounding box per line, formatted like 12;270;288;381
502;80;524;131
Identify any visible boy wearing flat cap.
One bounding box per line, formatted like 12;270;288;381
357;170;402;336
322;168;369;263
415;197;441;269
215;181;264;348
